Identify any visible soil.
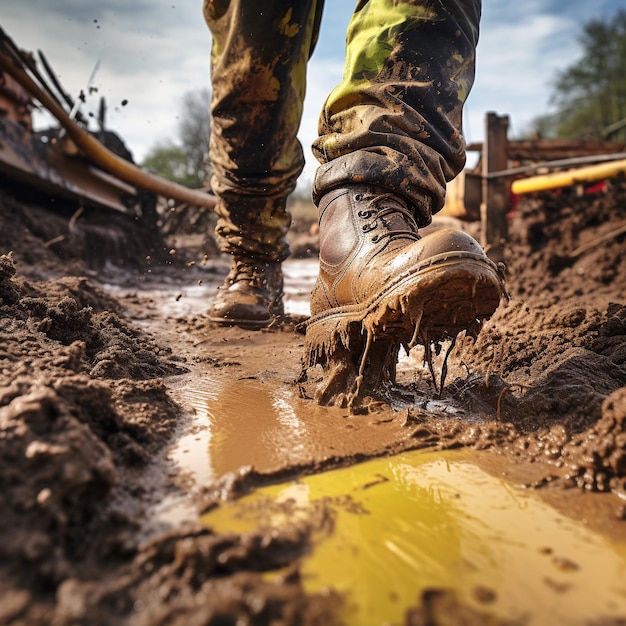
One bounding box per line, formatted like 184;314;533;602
0;174;625;625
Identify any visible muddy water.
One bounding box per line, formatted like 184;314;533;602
122;256;626;624
203;449;626;626
170;374;314;486
155;371;403;525
157;366;626;624
169;374;465;480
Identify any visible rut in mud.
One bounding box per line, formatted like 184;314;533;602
0;177;625;624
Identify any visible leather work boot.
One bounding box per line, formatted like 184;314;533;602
208;255;284;328
301;185;506;406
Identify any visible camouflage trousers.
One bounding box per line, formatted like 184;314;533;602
204;0;481;261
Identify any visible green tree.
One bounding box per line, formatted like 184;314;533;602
141;88;211;188
524;112;559;140
141;140;200;188
549;10;626;140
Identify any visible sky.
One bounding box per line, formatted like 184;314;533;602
2;0;624;185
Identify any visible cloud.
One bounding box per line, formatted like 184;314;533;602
3;0;624;171
468;10;580;140
297;58;345;184
469;0;624;140
3;1;211;162
309;1;353;61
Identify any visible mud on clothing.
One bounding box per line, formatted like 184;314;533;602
204;0;481;261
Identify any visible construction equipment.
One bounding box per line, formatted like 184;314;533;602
0;27;223;269
0;27;217;218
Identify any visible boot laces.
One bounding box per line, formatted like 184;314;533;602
356;194;420;243
228;258;269;287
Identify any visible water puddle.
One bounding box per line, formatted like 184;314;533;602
174;377;314;482
104;257;318;320
154;363;486;526
202;449;626;625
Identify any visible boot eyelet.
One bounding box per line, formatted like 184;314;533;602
354;194;363;201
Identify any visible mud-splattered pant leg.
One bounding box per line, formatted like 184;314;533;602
203;0;323;262
312;0;481;225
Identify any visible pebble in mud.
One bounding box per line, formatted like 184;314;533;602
472;586;497;604
552;556;580;572
543;577;571;594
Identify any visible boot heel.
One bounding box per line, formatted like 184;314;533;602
300;324;400;411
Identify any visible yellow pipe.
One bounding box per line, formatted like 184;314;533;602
511;158;626;195
0;50;218;210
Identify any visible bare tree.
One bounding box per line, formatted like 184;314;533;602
142;88;212;189
179;88;212;186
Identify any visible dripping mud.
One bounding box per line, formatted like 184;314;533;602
0;182;625;625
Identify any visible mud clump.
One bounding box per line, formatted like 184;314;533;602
557;386;626;494
406;588;523;626
408;182;626;499
54;524;341;626
0;254;185;623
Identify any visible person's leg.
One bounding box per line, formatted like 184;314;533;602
313;0;481;216
204;0;323;327
304;0;505;406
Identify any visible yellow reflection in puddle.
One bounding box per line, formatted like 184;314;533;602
203;450;626;626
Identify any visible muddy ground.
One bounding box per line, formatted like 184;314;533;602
0;176;625;625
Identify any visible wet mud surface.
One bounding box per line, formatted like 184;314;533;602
0;179;625;624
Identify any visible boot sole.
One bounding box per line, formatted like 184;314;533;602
207;315;275;329
303;251;505;352
207;305;285;329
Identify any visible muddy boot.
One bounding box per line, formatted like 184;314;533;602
301;185;506;407
208;255;284;328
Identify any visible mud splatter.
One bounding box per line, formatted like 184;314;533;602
300;248;505;409
0;177;625;624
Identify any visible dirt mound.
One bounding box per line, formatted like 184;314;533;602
410;180;626;502
0;175;625;624
0;253;186;623
0;187;166;277
506;180;626;305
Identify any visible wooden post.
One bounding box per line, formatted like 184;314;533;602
480;112;509;262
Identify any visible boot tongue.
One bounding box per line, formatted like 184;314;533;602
319;192;359;266
379;207;412;232
371;196;420;237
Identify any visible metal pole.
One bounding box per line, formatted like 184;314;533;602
480;112;509;262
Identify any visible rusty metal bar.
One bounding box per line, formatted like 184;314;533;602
480;112;509;262
486;152;626;180
0;41;218;211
